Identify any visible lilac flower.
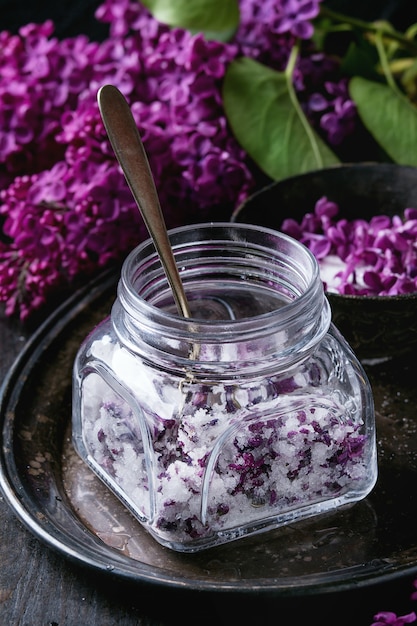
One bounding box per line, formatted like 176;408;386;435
274;0;323;39
0;0;346;320
371;611;417;625
304;78;357;145
281;197;417;296
236;0;322;44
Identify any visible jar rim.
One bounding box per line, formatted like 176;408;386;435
119;222;322;333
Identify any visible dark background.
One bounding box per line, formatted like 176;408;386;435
0;0;108;39
324;0;417;29
1;0;417;39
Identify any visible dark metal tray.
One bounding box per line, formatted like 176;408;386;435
1;270;417;595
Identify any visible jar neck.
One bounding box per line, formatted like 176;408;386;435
111;223;331;376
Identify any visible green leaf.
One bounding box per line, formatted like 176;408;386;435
223;57;340;181
349;76;417;166
140;0;239;41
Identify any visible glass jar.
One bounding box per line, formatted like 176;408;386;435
72;223;377;553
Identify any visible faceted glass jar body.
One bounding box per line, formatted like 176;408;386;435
72;223;377;552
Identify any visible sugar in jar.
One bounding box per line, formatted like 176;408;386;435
72;223;377;552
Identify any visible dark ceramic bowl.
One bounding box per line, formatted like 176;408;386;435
231;163;417;360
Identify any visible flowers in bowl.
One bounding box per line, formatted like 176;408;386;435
281;197;417;297
232;162;417;359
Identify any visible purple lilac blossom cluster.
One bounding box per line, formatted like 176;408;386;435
0;0;358;320
282;197;417;295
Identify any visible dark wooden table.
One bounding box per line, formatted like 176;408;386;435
1;300;417;626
